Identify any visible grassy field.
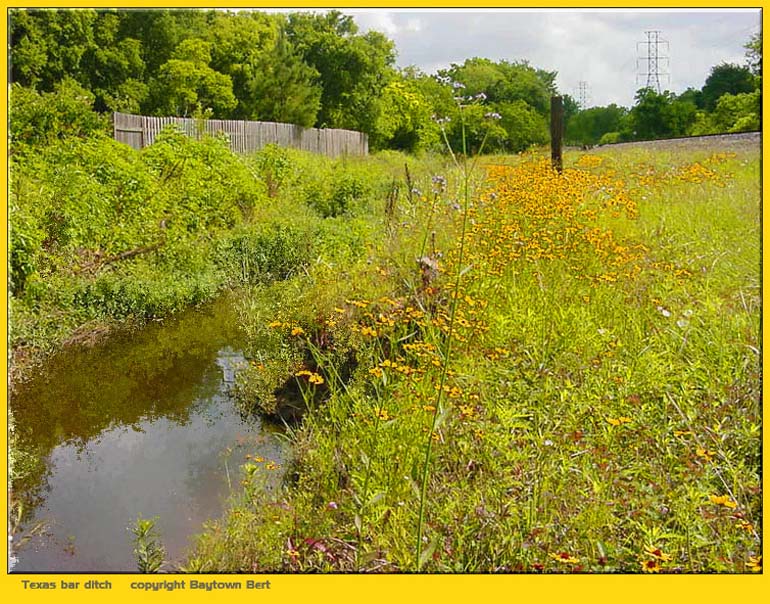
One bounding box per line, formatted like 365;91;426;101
185;141;761;573
9;126;760;573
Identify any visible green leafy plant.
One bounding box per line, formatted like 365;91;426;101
130;516;166;573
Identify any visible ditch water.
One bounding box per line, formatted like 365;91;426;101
9;293;286;572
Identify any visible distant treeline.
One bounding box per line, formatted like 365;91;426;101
566;33;761;146
9;9;762;153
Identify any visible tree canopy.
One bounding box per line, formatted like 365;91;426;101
9;9;762;153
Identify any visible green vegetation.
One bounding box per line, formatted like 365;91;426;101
11;8;759;156
9;97;442;377
131;517;166;573
183;141;759;573
567;35;761;145
8;8;761;575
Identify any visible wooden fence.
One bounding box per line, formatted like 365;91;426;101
112;112;368;157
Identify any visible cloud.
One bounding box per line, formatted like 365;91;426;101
344;9;760;107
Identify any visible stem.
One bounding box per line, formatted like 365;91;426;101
419;193;440;260
415;109;479;571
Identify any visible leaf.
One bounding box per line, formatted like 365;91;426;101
418;535;438;570
433;404;452;431
353;514;362;535
408;476;422;500
368;491;385;506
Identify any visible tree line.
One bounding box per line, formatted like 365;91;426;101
566;33;761;146
9;9;761;153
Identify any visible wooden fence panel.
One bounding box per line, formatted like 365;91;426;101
112;112;367;157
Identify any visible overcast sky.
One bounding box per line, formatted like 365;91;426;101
280;8;761;108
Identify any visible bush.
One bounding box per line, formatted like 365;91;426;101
10;78;109;153
598;131;621;145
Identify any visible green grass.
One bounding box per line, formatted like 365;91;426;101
187;143;760;573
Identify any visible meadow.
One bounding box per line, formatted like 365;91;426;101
181;140;761;573
9;112;760;573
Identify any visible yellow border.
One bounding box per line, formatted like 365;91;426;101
2;2;765;603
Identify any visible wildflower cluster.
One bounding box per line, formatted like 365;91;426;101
628;152;734;191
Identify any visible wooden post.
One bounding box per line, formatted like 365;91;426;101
550;95;564;173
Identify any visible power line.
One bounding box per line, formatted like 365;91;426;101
575;81;589;109
637;30;670;93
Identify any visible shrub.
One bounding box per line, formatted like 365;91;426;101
10;78;109;153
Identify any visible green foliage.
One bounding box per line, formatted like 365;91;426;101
598;131;621;145
240;27;322;127
566;105;628;146
442;58;555;114
10;8;98;90
744;32;761;76
10;79;108;152
130;517;166;573
150;38;237;117
285;10;396;133
625;88;697;140
8;9;763;152
700;63;756;111
498;100;549;152
690;90;760;135
372;79;440;152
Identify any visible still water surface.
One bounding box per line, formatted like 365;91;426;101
10;294;284;572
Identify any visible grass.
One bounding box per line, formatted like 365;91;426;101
10;122;759;573
187;141;760;573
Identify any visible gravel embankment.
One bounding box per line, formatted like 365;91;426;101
595;131;760;152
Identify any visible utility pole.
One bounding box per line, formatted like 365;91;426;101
637;30;670;92
550;96;563;173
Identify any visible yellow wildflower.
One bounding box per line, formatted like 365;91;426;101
709;495;737;509
641;559;660;573
606;416;632;426
548;552;579;565
644;546;673;562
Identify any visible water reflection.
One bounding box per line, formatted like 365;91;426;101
10;295;284;572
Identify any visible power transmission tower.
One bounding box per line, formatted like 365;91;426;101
636;30;670;92
576;81;589;109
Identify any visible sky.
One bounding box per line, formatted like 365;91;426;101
273;8;761;108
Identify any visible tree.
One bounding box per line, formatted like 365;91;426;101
371;76;439;152
701;63;756;111
745;31;761;76
81;12;147;112
286;10;396;133
150;38;236;117
441;58;554;116
691;90;760;135
245;28;322;127
10;79;108;151
566;104;628;146
498;100;548;152
10;8;98;90
627;88;676;140
117;9;210;76
205;11;278;119
677;87;704;110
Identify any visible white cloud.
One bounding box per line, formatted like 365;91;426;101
342;9;760;107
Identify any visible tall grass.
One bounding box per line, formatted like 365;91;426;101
187;142;759;573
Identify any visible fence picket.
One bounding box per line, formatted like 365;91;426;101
111;112;367;157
